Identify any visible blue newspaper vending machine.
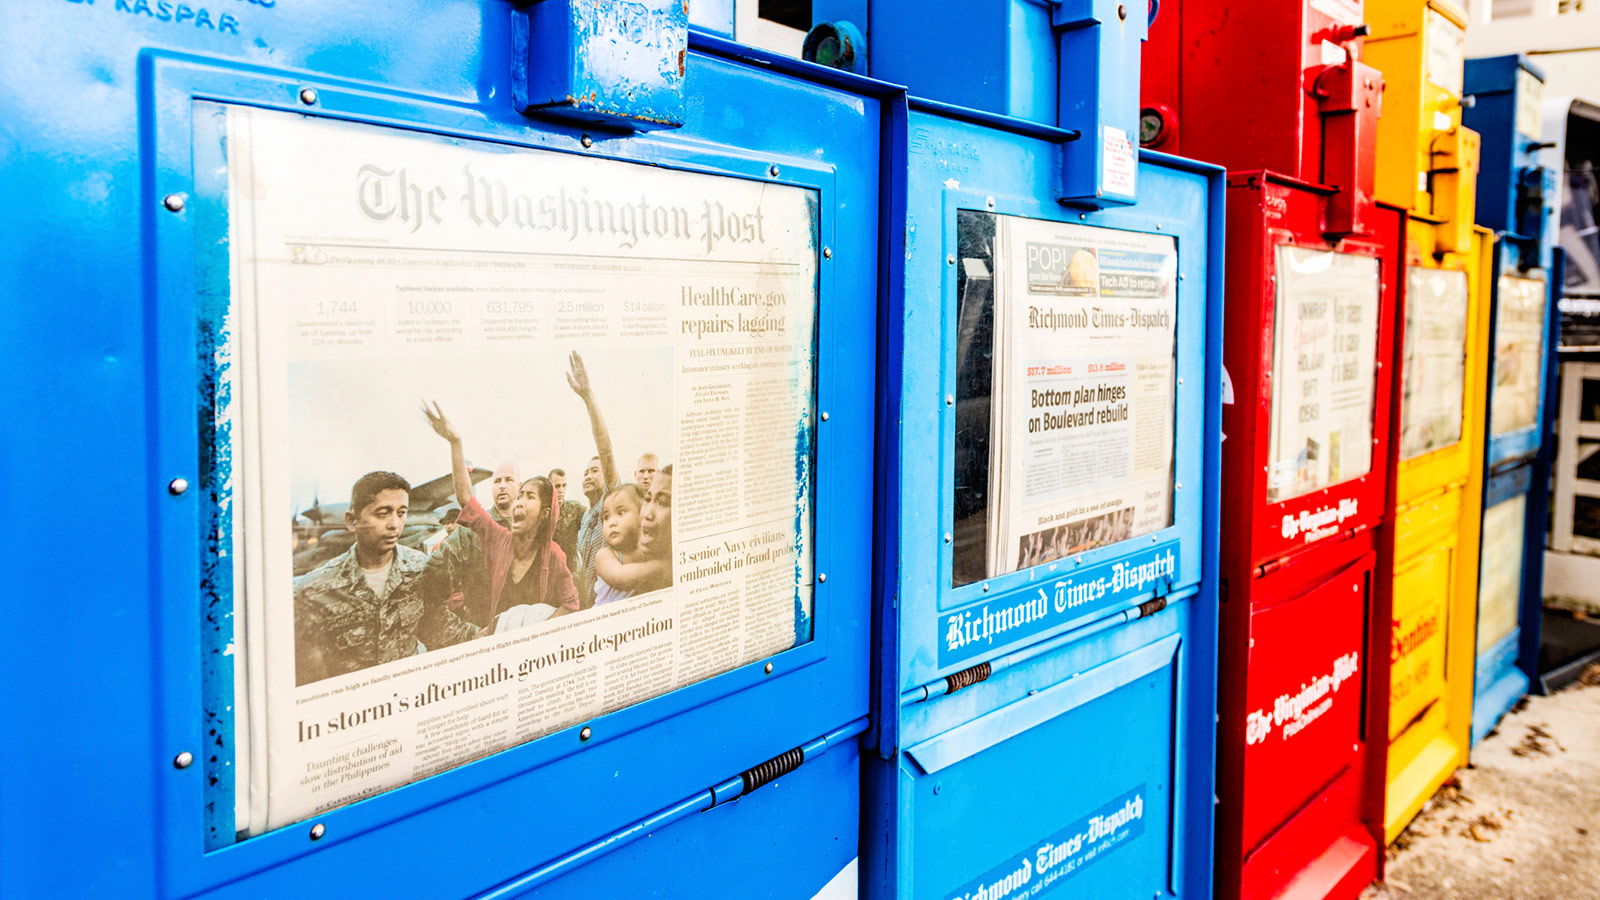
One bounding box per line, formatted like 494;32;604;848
0;5;880;899
1463;55;1560;743
805;4;1225;898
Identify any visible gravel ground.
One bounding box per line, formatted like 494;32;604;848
1360;666;1600;899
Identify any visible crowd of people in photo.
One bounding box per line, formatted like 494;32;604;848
1015;506;1136;569
293;352;674;686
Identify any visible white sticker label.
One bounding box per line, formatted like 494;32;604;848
1321;39;1348;67
1516;67;1545;138
1433;109;1453;132
1102;125;1138;198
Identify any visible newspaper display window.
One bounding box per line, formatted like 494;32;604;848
1476;495;1527;656
203;105;820;838
951;210;1178;586
1265;246;1381;504
1490;273;1548;439
1399;267;1471;460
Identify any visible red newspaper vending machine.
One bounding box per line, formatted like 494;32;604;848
1143;2;1404;899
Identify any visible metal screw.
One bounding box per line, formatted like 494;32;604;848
1155;223;1162;231
823;246;833;259
580;134;593;148
983;583;990;592
1079;213;1087;220
579;726;593;741
944;532;953;544
986;196;996;209
173;751;193;769
1177;377;1183;385
163;194;185;213
764;662;774;675
1118;4;1127;19
309;823;326;840
769;164;781;177
818;573;827;583
1179;273;1186;280
945;395;954;406
1076;556;1083;565
168;477;189;496
1176;482;1183;490
1152;534;1158;542
947;254;956;265
820;411;830;421
299;87;318;106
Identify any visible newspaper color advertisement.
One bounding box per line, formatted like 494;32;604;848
1266;246;1381;504
212;106;819;834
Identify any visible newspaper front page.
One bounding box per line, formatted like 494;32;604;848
1399;267;1470;460
986;216;1178;577
1490;273;1547;438
221;106;818;834
1266;246;1381;503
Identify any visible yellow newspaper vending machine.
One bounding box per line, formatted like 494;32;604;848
1365;0;1496;844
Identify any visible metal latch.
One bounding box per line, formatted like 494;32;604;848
511;0;689;131
1051;0;1150;206
1315;57;1384;239
1427;120;1481;256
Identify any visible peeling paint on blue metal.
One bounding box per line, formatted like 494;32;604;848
193;102;241;851
795;191;822;647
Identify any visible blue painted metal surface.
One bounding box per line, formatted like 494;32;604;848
866;0;1147;206
1463;54;1558;745
0;7;877;899
850;2;1224;884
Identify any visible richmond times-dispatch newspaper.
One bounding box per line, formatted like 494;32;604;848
218;107;817;835
985;216;1178;578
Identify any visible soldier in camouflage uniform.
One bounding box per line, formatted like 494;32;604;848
424;463;518;630
295;471;479;686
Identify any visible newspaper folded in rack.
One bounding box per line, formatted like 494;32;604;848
214;105;819;836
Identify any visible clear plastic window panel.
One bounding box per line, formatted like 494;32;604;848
951;210;1177;586
1400;267;1470;460
1265;246;1381;503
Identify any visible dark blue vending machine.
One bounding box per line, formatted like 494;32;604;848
1463;55;1558;743
0;4;879;899
807;3;1224;898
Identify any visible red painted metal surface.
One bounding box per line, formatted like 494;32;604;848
1143;3;1405;899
